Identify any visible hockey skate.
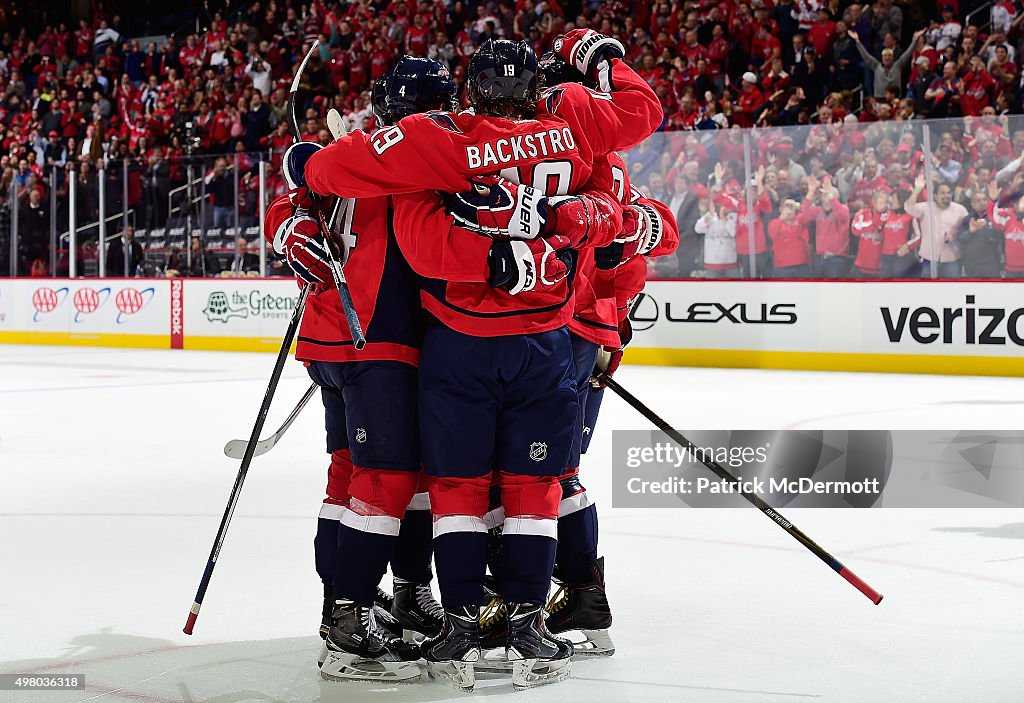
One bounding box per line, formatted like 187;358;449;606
545;557;615;657
421;605;481;691
319;599;421;683
392;578;444;643
505;602;573;690
317;588;403;667
475;583;513;673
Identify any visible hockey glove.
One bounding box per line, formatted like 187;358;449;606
273;211;334;294
444;175;551;240
592;318;632;388
552;29;625;80
594;202;664;270
282;141;323;190
488;236;573;295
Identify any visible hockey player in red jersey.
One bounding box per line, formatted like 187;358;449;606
297;32;661;690
530;51;680;659
265;59;460;684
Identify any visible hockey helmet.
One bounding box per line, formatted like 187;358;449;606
468;39;539;115
383;56;457;123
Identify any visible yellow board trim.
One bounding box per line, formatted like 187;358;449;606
625;347;1024;377
183;335;297;353
0;330;168;348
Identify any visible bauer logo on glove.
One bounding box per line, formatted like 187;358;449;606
444;175;550;240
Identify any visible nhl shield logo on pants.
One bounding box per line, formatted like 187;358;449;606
529;442;548;462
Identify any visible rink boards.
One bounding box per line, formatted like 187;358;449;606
2;277;1023;376
0;278;298;353
628;279;1024;377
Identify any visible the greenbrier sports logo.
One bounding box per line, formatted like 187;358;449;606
203;289;299;323
203;291;249;323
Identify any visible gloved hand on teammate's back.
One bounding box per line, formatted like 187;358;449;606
591;317;632;388
594;202;664;270
488;236;574;295
444;175;552;240
552;29;625;79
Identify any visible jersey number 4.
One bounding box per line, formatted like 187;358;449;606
333;198;358;256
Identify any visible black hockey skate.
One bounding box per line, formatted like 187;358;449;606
392;578;444;642
317;586;402;667
321;585;398;639
475;580;513;672
505;602;573;690
545;557;615;657
319;599;421;683
421;605;481;691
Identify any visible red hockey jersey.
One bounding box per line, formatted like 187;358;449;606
303;57;662;337
264;193;422;365
303;59;660;201
570;152;679;347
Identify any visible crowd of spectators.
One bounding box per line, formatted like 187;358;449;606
3;0;1024;279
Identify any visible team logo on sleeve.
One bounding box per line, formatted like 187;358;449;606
545;87;565;114
529;442;548;462
426;113;463;133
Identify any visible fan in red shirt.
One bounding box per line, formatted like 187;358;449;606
851;189;892;277
73;19;92;61
767;197;814;277
960;56;996;116
990;192;1024;278
879;194;917;278
715;169;773;277
706;25;729;80
733;71;764;127
850;154;888;210
405;14;432;56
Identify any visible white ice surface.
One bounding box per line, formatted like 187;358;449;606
1;345;1022;703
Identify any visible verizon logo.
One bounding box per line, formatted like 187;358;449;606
881;295;1024;346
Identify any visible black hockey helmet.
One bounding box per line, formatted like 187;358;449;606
382;56;457;123
538;51;595;90
371;75;389;123
468;39;538;117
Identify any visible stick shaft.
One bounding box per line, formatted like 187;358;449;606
602;375;883;605
184;285;311;634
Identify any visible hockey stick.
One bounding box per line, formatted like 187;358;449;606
223;381;318;460
597;373;884;605
318;107;366;349
183;46;343;635
184;284;312;635
289;41;366;350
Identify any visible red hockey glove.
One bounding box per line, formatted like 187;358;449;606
488;235;573;295
445;175;551;240
594;202;664;270
552;29;625;79
273;211;335;294
592;317;632;387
